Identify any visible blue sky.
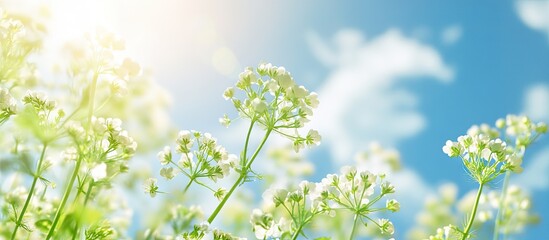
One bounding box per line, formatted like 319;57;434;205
8;0;549;239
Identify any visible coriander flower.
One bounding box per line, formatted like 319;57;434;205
495;114;546;148
256;166;399;238
443;133;519;183
0;87;17;123
160;167;176;180
155;130;237;197
250;209;283;239
386;199;400;212
219;114;231;127
143;178;159;198
90;163;107;181
222;63;321;152
157;146;172;165
378;218;395;235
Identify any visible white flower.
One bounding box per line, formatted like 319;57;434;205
275;70;294;90
91;117;107;134
160;167;176;180
386;199;400;212
143;178;159;198
197;221;210;232
0;87;16;113
251;98;267;113
219;114;231;127
305;129;321;147
507;154;523;173
157;146;172;165
223;87;235;100
306;92;319;108
105;118;122;133
340;165;357;177
442;140;461;157
90;163;107;181
178;153;194;168
176;130;193;152
378;218;394;235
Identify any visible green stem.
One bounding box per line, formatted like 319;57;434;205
462;183;484;240
47;71;98;239
46;155;84;239
183;179;193;194
291;224;304;240
71;180;94;240
492;171;511;240
10;144;47;240
206;125;272;224
349;213;359;240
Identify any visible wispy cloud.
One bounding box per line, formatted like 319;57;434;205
523;84;549;122
515;0;549;41
513;148;549;192
441;25;463;45
307;29;453;164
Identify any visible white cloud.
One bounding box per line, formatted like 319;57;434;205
523;83;549;122
516;0;549;40
513;148;549;192
441;25;463;45
307;29;453;164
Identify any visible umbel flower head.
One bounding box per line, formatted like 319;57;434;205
222;63;320;152
251;166;399;239
443;134;519;183
443;115;546;184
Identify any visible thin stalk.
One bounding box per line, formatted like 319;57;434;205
46;155;84;239
462;183;484;240
10;144;47;240
492;171;511;240
46;72;99;239
206;126;272;224
71;180;94;240
291;224;304;240
349;213;360;240
183;178;193;194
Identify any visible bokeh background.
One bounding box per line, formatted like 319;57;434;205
3;0;549;239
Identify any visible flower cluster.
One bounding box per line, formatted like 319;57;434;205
428;224;462;240
443;133;520;183
143;202;205;238
488;185;538;236
0;177;57;239
0;87;16;124
408;183;500;239
18;90;65;142
0;7;43;87
443;115;546;184
321;166;398;235
151;130;237;198
181;221;246;240
495;115;547;149
426;186;534;240
223;63;320;152
88;116;138;156
249;209;291;239
251;166;398;239
67;116;138;183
